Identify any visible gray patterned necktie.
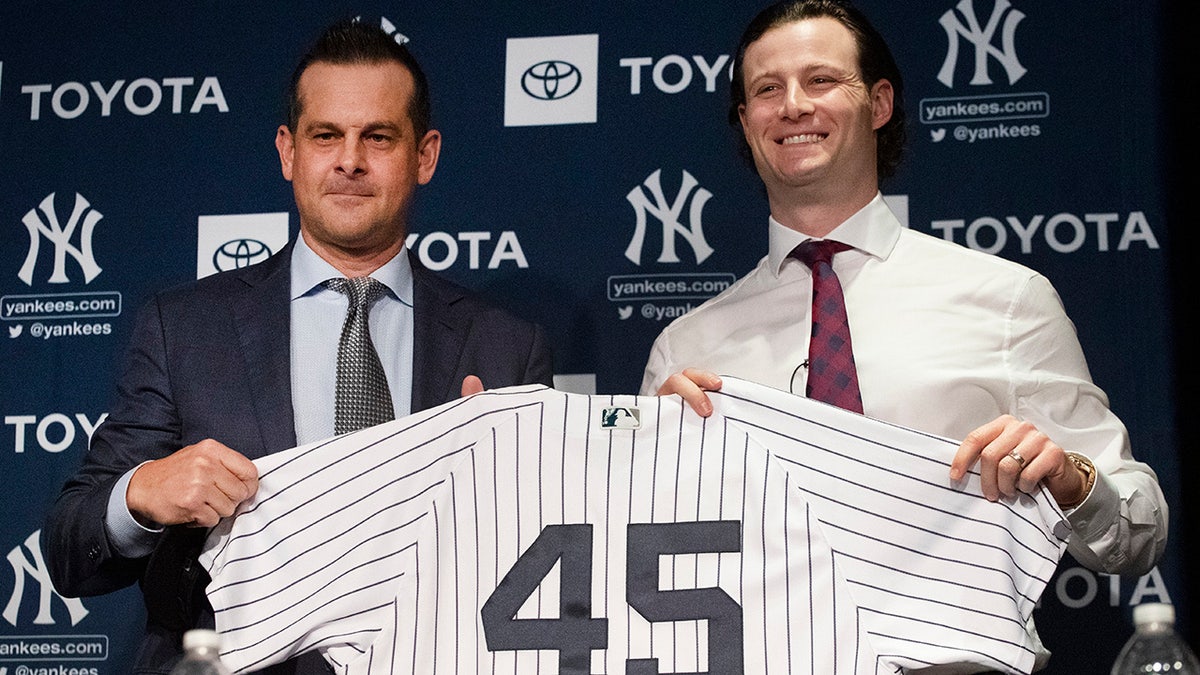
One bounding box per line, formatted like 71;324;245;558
325;277;394;434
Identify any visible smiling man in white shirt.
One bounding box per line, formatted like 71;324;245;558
641;1;1167;669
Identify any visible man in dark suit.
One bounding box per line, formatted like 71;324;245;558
42;19;552;674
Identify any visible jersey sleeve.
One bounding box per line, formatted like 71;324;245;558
199;386;551;673
711;376;1070;674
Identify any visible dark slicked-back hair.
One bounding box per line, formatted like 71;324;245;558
285;18;431;139
728;0;906;180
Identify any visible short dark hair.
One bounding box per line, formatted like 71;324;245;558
728;0;907;181
285;18;432;139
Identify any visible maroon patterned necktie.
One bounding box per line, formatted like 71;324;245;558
791;240;863;414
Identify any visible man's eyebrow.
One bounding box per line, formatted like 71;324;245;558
300;120;406;135
300;119;340;133
360;121;405;134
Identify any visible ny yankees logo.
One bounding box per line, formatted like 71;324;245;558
625;169;714;266
18;192;104;286
937;0;1027;88
4;531;89;626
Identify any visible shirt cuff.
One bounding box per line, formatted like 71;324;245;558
1063;468;1118;542
105;463;163;558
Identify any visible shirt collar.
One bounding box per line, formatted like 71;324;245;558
767;192;904;276
290;236;414;307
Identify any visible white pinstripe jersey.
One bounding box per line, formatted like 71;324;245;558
707;378;1070;673
200;379;1068;674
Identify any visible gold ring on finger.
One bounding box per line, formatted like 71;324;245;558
1007;450;1027;470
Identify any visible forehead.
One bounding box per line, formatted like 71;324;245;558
743;17;861;76
295;61;414;125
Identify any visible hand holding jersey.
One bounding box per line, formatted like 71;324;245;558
657;369;1094;510
201;380;1068;674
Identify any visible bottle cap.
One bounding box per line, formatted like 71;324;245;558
1133;602;1175;626
182;629;222;651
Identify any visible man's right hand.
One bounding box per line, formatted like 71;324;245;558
126;439;259;528
656;368;723;417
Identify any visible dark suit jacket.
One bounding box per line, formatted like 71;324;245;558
41;242;553;673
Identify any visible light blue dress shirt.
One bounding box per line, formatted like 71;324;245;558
107;238;416;555
290;236;415;445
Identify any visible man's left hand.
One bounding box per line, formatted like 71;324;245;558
950;414;1088;507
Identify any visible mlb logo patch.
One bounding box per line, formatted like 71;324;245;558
600;406;640;429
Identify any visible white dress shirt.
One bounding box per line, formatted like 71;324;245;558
641;193;1166;577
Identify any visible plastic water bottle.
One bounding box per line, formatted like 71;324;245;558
1111;603;1200;675
169;629;233;675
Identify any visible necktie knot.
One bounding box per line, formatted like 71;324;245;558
325;277;387;311
791;239;853;269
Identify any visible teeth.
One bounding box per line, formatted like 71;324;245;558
782;134;822;144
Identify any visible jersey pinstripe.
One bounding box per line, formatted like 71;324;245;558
200;382;1067;674
708;377;1070;673
378;393;876;674
202;387;877;673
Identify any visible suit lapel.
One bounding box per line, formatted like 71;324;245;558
409;250;467;413
230;242;297;455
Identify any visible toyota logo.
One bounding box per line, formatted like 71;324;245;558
213;238;273;271
521;60;582;101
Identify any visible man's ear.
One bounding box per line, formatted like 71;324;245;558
276;125;295;181
415;129;442;186
870;79;894;131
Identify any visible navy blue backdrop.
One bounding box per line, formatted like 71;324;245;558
1;2;1190;672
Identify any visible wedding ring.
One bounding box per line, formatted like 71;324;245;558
1006;450;1027;470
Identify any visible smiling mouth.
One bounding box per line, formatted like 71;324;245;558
779;133;826;145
